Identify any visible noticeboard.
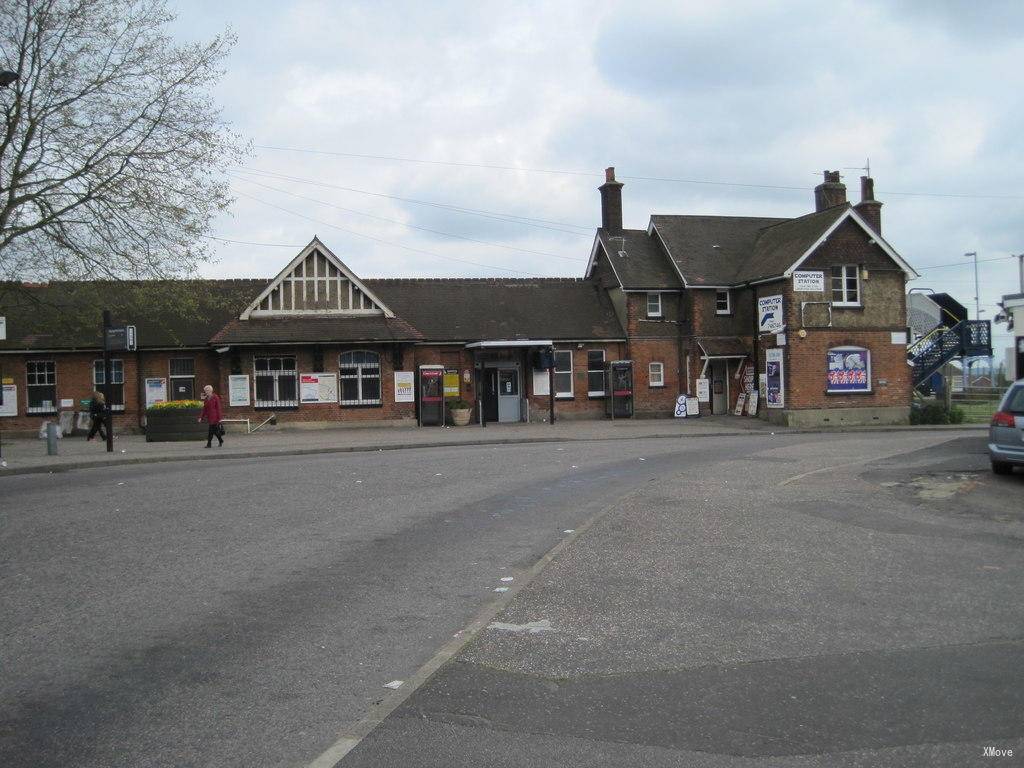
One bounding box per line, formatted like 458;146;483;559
0;384;16;416
228;374;251;407
145;378;167;408
696;378;710;403
443;371;460;397
685;396;700;416
300;373;338;403
394;371;414;402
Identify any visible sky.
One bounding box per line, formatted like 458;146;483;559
169;0;1023;357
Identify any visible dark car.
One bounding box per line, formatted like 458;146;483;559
989;380;1024;474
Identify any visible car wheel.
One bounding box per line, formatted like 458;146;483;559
992;461;1013;475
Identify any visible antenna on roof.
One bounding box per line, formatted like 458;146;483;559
843;158;870;177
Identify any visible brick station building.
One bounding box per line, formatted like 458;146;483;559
0;169;918;433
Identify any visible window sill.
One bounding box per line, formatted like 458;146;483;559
554;394;574;400
825;390;873;396
587;393;606;399
832;303;863;310
646;314;663;320
649;384;666;389
340;402;383;409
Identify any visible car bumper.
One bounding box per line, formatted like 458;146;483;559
989;442;1024;466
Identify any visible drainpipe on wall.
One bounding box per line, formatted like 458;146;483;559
136;348;145;431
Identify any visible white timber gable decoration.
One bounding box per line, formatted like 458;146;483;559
241;237;395;319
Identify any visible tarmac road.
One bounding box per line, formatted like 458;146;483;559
1;431;1019;767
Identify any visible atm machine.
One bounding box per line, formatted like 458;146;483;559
418;365;445;426
606;360;633;419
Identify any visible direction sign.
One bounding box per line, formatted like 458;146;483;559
105;325;137;351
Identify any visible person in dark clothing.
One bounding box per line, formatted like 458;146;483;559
198;384;223;447
87;390;107;441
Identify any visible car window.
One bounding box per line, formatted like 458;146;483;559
1005;386;1024;414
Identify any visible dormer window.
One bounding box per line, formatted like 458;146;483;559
715;290;731;315
646;293;662;318
831;265;861;306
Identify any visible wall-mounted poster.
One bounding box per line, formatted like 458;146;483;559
827;348;871;393
696;378;710;402
0;384;16;417
228;374;251;407
300;373;338;403
532;369;550;396
765;348;784;409
443;371;460;397
394;371;415;402
757;294;784;334
145;377;167;408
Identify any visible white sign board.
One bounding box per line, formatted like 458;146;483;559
696;378;710;403
228;375;250;407
757;295;784;334
674;394;687;418
0;316;6;341
394;371;415;403
733;392;746;416
0;384;16;417
532;369;550;396
60;398;74;409
792;271;825;292
300;373;338;404
891;331;908;345
746;391;759;416
145;378;167;408
776;333;787;346
686;396;700;416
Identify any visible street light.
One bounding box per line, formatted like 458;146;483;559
0;71;18;87
965;251;980;320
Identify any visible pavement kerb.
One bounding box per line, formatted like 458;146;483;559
0;423;986;478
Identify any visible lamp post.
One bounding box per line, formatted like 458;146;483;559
964;251;981;320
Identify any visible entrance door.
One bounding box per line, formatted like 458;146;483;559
483;369;499;423
711;362;728;415
497;368;520;423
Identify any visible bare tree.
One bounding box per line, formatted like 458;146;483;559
0;0;247;283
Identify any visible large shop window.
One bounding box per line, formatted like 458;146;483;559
553;350;573;398
339;350;381;406
93;359;125;410
826;347;871;393
169;357;196;400
587;350;606;397
254;356;298;407
831;265;860;306
26;360;57;414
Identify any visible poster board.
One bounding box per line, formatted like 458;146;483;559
443;371;460;397
394;371;415;402
300;373;338;403
765;348;784;409
685;396;700;416
228;374;251;407
145;378;167;408
734;392;747;416
792;271;824;292
757;294;784;334
0;384;16;417
674;394;687;418
696;378;710;403
827;348;871;392
745;391;759;416
532;369;550;396
0;316;5;340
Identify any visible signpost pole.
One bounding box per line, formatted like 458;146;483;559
548;364;555;425
102;310;114;453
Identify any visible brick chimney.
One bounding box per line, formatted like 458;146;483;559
599;167;623;232
854;175;882;234
814;170;847;212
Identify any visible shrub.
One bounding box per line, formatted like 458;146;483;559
911;403;953;425
147;399;203;413
448;398;472;409
948;405;966;424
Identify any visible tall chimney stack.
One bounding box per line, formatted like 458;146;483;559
599;166;623;232
814;170;847;212
854;175;882;234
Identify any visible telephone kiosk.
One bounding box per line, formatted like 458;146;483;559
606;360;634;419
418;365;445;426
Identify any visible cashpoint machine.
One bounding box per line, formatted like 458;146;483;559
418;365;445;426
605;360;634;419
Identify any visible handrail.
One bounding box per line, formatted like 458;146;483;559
907;324;949;356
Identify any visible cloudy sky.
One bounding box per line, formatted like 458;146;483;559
171;0;1023;355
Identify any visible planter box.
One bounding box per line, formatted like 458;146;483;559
449;408;472;427
145;408;207;442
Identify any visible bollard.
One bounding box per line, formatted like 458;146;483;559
46;422;59;456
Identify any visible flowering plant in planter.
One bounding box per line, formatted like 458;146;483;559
146;399;203;412
145;400;206;441
448;398;473;426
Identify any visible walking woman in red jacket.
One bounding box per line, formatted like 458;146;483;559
198;384;224;448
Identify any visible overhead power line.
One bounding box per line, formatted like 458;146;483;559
915;255;1018;271
229;173;585;262
204;235;304;248
252;144;1024;200
231;187;546;276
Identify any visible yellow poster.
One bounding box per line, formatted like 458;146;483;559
443;371;460;397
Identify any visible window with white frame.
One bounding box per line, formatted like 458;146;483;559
716;290;731;315
339;350;381;406
254;356;298;407
553;350;573;398
169;357;196;400
831;265;860;306
586;350;606;396
648;361;665;388
646;292;662;318
93;359;125;410
26;360;56;413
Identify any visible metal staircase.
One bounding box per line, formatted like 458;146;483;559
908;320;992;389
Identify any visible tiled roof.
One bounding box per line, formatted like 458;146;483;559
739;206;849;283
366;278;625;341
210;315;423;345
595;229;682;289
0;280;265;351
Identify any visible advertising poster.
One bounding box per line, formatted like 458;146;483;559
532;369;550;396
742;363;756;393
765;349;784;409
792;271;825;292
443;371;460;397
228;374;251;407
300;373;338;403
145;378;167;408
745;391;759;415
827;349;871;392
0;384;16;417
757;295;784;334
696;378;710;402
394;371;415;402
674;394;687;418
685;396;700;416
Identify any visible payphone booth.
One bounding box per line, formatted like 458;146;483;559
418;365;445;426
606;360;634;419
